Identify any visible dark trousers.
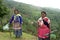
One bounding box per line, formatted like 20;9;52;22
38;37;50;40
14;29;22;38
38;35;50;40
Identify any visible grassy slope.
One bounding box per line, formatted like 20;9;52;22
0;32;37;40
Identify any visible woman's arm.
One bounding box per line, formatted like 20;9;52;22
9;15;14;24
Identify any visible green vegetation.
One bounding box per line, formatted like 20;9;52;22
0;32;37;40
0;0;10;31
0;0;60;40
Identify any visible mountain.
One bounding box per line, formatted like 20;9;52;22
2;0;60;40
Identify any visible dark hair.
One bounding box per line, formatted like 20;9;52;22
41;11;46;15
14;9;19;13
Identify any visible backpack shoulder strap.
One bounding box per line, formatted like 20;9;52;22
43;19;50;29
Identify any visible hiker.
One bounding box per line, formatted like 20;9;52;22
37;11;50;40
9;9;23;38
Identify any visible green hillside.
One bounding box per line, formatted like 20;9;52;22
0;0;60;40
0;32;37;40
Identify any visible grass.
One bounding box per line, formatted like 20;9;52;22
0;32;57;40
0;32;38;40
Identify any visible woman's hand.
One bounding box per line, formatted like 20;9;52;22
37;20;43;27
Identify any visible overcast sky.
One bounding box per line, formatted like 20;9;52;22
14;0;60;9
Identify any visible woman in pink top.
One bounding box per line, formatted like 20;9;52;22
37;11;50;40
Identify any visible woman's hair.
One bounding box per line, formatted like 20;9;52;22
14;9;19;13
41;11;46;15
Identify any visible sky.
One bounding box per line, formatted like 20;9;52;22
14;0;60;9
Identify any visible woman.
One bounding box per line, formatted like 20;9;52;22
9;9;23;38
37;11;50;40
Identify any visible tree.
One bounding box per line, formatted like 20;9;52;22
0;0;9;31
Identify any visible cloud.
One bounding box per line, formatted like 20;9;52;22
14;0;60;9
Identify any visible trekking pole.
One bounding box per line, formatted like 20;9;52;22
9;24;12;40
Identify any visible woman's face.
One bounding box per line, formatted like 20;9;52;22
14;10;18;14
41;13;46;18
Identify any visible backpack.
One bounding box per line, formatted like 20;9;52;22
14;14;21;23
